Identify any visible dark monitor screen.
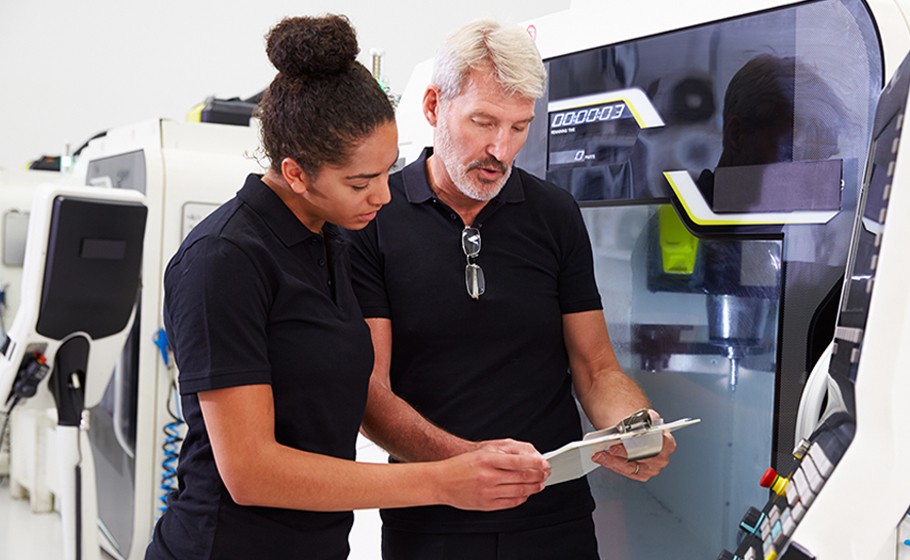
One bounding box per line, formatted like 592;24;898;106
36;196;147;340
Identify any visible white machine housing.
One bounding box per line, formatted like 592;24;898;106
0;183;147;560
0;168;61;339
69;118;265;559
786;52;910;559
0;183;146;421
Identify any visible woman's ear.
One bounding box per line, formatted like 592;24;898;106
281;158;309;194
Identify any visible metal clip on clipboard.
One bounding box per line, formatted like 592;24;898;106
583;408;663;461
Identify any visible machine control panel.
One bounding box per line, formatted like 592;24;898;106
720;438;839;560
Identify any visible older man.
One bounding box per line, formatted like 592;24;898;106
345;19;675;559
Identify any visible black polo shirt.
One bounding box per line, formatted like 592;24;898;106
345;148;602;533
147;174;373;560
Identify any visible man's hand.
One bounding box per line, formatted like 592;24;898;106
590;409;676;482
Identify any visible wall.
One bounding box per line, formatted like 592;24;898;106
0;0;568;170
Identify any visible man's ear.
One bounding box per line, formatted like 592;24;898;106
281;158;309;195
423;85;442;127
723;116;744;156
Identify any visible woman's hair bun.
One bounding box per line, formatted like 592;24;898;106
266;14;359;78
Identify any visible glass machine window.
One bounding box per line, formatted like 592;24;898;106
516;1;882;558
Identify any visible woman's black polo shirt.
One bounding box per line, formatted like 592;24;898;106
147;174;373;559
345;149;603;533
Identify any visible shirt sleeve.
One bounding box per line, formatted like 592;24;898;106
163;236;273;394
345;220;392;319
344;222;392;319
557;197;604;314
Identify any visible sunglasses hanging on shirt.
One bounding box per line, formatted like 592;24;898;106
461;227;485;300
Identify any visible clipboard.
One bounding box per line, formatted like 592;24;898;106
542;414;700;486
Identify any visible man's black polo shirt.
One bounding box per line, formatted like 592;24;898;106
345;148;602;533
148;174;373;559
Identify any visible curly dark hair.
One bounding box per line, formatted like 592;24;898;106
258;14;395;176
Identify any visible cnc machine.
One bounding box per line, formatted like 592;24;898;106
0;183;147;560
64;119;263;559
392;1;910;557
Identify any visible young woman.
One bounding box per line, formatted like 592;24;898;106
145;15;548;560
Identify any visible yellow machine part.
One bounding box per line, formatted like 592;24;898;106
186;102;204;123
657;204;699;275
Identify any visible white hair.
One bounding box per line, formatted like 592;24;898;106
431;19;547;100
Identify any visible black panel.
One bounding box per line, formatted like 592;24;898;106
712;159;842;213
200;97;257;126
36;196;147;340
48;335;90;427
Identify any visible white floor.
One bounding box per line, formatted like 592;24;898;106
0;435;385;560
0;482;382;560
0;478;65;560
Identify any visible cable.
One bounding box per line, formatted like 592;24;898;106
157;382;184;518
0;282;8;334
1;407;12;459
0;397;21;482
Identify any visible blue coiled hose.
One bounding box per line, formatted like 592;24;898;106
158;408;183;517
155;329;184;518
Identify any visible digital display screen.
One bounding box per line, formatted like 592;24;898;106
547;100;640;170
550;101;632;128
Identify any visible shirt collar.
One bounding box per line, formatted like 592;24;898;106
236;173;336;247
402;147;525;205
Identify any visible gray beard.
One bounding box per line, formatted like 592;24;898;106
436;119;511;201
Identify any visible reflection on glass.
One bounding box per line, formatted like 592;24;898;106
700;54;850;213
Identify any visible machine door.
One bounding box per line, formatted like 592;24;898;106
516;1;882;557
85;150;147;557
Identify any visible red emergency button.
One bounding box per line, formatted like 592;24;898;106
760;467;789;496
